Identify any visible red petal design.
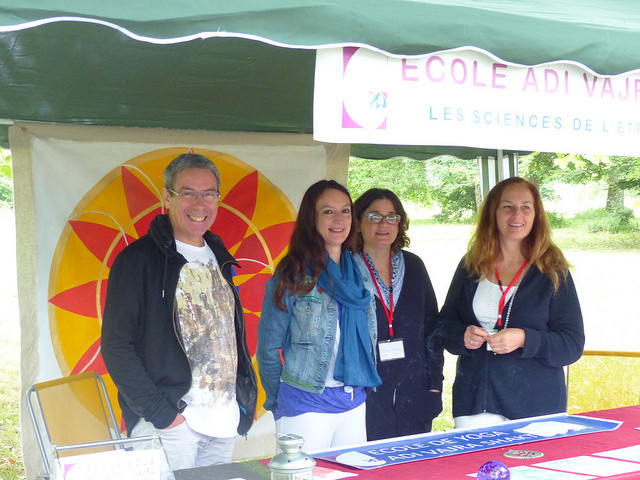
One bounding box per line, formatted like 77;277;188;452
50;280;108;319
235;236;268;275
234;222;295;274
211;171;260;248
70;221;136;268
70;339;107;376
223;171;258;220
121;166;162;236
238;273;271;312
244;312;259;357
260;221;295;256
213;206;248;249
132;207;162;240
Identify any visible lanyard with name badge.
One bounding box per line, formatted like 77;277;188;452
494;260;527;330
487;260;527;352
361;252;405;362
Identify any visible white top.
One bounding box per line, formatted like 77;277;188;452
324;319;344;388
472;278;517;332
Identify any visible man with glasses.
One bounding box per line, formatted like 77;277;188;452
102;153;257;470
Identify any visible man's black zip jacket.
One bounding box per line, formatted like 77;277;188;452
101;214;258;436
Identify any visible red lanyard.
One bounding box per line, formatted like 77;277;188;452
494;260;528;328
361;253;394;337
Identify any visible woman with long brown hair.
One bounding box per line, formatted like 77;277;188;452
257;180;381;451
437;177;584;428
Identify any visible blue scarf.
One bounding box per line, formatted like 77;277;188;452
315;251;382;388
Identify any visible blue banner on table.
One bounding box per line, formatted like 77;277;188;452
313;414;621;470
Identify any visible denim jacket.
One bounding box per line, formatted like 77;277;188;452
257;272;378;413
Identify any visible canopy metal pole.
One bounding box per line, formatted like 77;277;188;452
478;150;520;199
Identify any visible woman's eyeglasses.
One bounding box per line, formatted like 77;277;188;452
365;213;401;224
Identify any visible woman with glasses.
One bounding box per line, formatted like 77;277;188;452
257;180;381;452
436;177;584;429
352;188;443;441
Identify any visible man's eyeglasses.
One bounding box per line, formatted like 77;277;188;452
167;188;221;203
365;213;402;225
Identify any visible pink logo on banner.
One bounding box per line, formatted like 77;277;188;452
341;47;388;130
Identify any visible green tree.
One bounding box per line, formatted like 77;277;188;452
348;157;430;205
556;154;638;211
521;152;640;211
520;152;563;185
348;155;479;222
423;156;478;221
0;149;12;208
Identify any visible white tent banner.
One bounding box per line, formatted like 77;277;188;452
314;46;640;155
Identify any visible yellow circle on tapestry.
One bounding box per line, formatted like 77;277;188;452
48;147;296;422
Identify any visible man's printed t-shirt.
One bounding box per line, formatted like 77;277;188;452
175;240;239;438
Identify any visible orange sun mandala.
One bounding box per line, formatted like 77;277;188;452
48;147;296;420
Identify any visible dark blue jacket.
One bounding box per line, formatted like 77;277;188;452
101;214;257;436
437;259;584;420
360;251;444;440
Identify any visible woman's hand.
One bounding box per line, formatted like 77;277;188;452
487;328;525;354
464;325;490;350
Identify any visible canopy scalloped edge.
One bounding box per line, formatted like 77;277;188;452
1;16;638;78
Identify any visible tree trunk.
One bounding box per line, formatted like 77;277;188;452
605;171;624;211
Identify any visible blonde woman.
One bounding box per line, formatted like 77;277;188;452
437;177;584;429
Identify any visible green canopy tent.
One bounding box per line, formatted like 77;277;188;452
0;1;638;159
6;3;640;476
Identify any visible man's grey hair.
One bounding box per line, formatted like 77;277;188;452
164;153;221;190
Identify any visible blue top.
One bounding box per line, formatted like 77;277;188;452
275;383;366;419
256;252;378;414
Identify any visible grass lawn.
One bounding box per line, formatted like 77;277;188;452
0;320;23;479
0;208;23;479
432;353;640;433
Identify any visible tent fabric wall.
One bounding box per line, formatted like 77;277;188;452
1;1;638;72
0;1;638;158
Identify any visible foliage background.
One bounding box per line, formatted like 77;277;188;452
0;150;12;208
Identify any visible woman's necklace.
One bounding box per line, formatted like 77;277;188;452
361;252;394;337
494;260;527;329
502;285;517;329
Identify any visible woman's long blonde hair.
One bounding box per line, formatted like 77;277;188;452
465;177;569;291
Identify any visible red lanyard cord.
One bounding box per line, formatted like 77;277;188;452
494;260;528;328
361;253;394;338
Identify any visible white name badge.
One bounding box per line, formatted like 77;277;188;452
486;328;498;351
378;338;405;362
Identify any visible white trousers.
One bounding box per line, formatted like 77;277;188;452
454;412;509;429
275;402;367;453
131;418;235;471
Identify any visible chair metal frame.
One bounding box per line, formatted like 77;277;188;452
25;371;158;478
566;350;640;410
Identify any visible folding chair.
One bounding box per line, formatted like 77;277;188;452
26;371;170;479
566;350;640;412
